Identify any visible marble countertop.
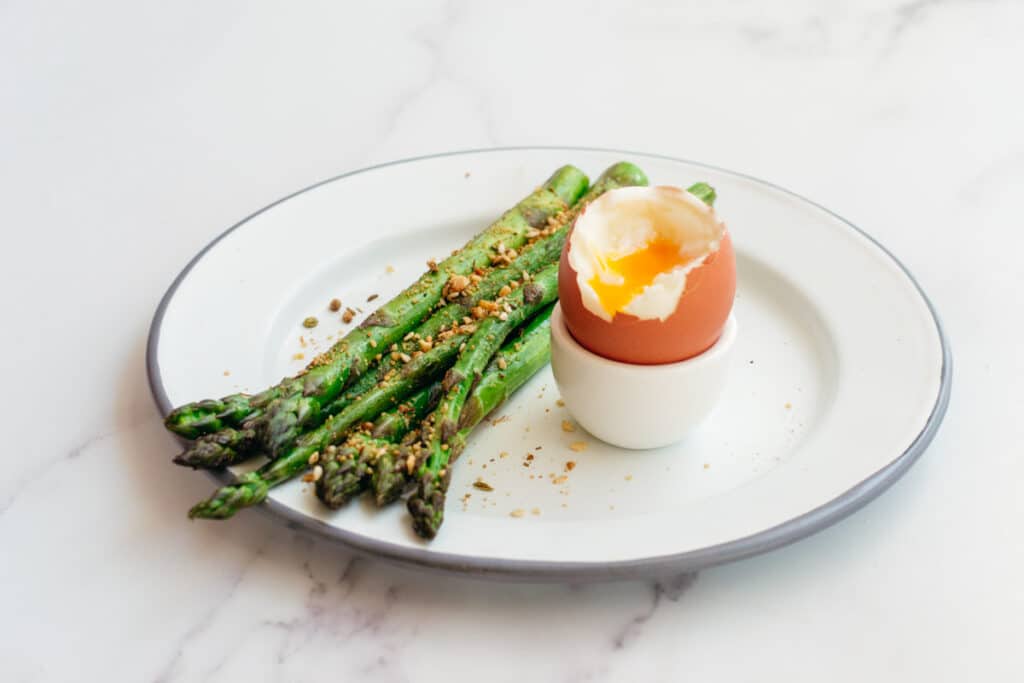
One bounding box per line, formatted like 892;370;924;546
3;1;1021;680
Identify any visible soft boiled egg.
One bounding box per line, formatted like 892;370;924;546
558;185;735;364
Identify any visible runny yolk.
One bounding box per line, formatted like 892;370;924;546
588;237;690;316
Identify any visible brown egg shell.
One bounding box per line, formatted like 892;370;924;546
558;231;736;365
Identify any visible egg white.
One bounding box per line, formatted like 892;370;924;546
567;185;725;322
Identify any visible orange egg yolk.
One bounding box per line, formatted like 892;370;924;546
588;237;691;315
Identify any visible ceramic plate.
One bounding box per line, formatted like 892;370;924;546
148;148;950;580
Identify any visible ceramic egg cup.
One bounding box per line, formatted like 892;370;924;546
550;304;737;450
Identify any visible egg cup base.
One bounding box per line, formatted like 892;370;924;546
550;304;737;450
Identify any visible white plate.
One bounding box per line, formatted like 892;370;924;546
148;148;950;580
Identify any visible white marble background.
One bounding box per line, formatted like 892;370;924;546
2;0;1022;680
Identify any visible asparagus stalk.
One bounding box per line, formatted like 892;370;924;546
328;304;557;509
172;222;568;471
373;303;554;507
315;382;443;508
261;162;662;458
252;168;588;456
170;162;649;470
407;263;560;539
164;165;588;441
187;321;478;519
172;418;259;469
686;182;717;206
172;366;380;469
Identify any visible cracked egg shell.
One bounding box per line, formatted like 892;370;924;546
557;185;736;365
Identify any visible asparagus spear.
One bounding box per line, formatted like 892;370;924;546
170;162;648;470
172;229;566;471
190;259;560;520
326;304;557;509
164;165;588;441
172;220;565;471
373;303;554;507
262;161;661;457
172;366;381;469
407;263;560;539
360;161;646;395
315;382;443;508
256;168;590;457
187;321;479;519
172;418;260;469
687;182;717;206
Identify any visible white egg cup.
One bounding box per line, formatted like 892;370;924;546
550;304;737;450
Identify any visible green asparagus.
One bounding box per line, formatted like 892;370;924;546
187;321;478;519
164;165;588;441
373;303;554;507
407;263;560;539
256;166;587;456
686;182;717;206
259;162;659;458
170;163;648;472
315;382;442;508
171;357;392;469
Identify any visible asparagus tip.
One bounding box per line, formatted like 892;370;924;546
407;472;447;539
188;478;267;520
172;452;197;469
